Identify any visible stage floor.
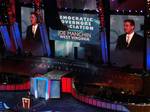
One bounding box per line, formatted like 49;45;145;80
0;92;114;112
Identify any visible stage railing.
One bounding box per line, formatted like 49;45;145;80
61;77;129;112
0;81;30;91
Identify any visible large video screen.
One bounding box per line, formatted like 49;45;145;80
49;12;100;45
21;7;45;56
110;15;144;68
110;0;144;11
56;0;97;10
49;12;101;63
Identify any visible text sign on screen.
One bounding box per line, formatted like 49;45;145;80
50;12;100;44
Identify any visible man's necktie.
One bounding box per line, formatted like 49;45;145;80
126;35;130;47
32;26;36;37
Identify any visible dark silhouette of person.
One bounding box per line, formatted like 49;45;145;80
116;19;144;52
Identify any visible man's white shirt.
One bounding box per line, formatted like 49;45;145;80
126;32;135;45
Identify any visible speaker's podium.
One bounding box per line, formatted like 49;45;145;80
22;98;30;109
30;70;70;100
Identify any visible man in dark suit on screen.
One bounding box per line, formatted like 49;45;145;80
116;19;144;52
25;12;43;56
26;12;41;41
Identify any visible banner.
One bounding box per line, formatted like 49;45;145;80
49;12;100;44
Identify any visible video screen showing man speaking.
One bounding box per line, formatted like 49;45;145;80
110;15;144;69
21;7;44;56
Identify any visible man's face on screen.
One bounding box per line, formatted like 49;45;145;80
124;22;134;34
30;14;37;25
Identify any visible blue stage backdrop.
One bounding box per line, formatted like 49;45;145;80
147;38;150;70
49;12;100;45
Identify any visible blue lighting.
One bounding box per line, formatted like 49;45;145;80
147;39;150;70
0;25;12;51
39;24;51;56
101;31;108;64
11;22;23;52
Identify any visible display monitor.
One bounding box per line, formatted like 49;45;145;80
21;7;45;56
110;15;144;69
